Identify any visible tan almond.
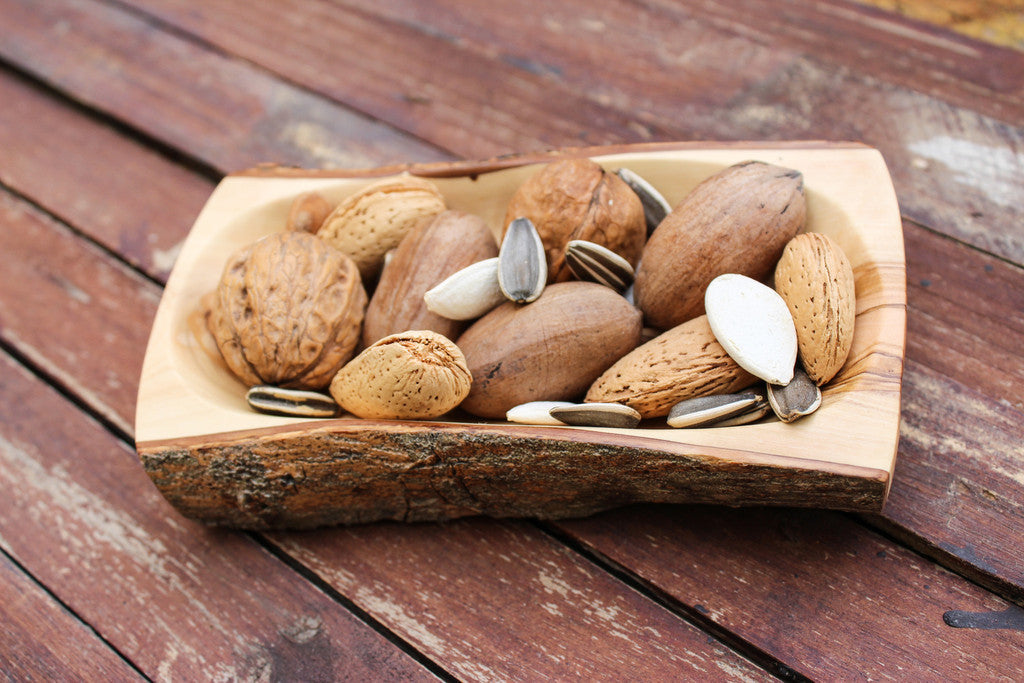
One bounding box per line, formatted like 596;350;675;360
362;210;498;347
329;330;471;420
634;161;805;329
457;282;642;419
285;191;333;233
317;176;446;280
773;232;856;385
586;315;758;418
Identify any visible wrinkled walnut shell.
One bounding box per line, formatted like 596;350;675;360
503;158;645;283
209;231;367;390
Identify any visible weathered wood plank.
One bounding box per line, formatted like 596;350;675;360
273;521;770;680
0;70;211;280
109;0;1024;265
0;550;141;681
0;353;440;682
0;190;159;435
4;172;1023;674
556;505;1024;680
0;193;768;678
0;0;447;172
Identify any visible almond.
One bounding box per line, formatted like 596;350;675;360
317;176;446;280
329;330;471;420
773;232;856;385
457;282;642;418
586;315;757;418
634;161;805;329
285;191;333;233
362;210;497;347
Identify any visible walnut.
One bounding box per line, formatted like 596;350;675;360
208;231;367;390
503;158;645;283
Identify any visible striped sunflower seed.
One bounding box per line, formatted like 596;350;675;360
565;240;634;291
615;167;672;235
498;217;547;303
246;385;340;418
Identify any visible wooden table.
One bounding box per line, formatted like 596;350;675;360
1;1;1022;679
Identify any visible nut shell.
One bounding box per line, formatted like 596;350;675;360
317;176;446;280
634;161;805;329
329;330;472;420
457;282;643;418
586;315;757;418
774;232;856;385
209;231;367;390
503;158;645;283
285;191;333;233
362;210;498;347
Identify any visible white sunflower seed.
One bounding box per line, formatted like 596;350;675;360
498;217;547;303
424;257;505;320
506;400;574;425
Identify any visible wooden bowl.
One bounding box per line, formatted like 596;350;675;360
135;142;906;529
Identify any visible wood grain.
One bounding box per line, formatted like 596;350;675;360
0;190;160;435
0;551;141;681
108;0;1024;265
273;519;770;681
0;70;211;280
556;504;1024;680
0;352;438;682
0;192;768;674
0;0;447;171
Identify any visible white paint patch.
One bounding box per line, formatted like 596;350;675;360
907;136;1024;208
152;241;184;274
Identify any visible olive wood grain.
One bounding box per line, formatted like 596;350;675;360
136;143;906;528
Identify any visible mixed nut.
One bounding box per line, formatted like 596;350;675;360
199;156;857;429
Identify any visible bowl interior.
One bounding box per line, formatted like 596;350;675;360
136;144;905;476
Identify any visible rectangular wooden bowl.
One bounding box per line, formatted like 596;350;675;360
135;141;906;529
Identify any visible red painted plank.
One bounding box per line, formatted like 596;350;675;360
0;0;447;172
0;551;141;681
0;192;768;677
556;504;1024;679
0;71;211;280
0;353;439;681
105;0;1024;265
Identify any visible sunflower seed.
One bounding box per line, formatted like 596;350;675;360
498;217;547;303
565;240;635;291
549;402;641;428
767;367;822;423
506;400;574;425
424;257;505;320
616;167;672;235
667;389;766;428
247;385;340;418
713;401;773;427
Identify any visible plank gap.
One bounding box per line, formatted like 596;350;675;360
0;55;224;185
250;533;459;683
0;541;151;681
98;0;457;164
534;520;807;682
